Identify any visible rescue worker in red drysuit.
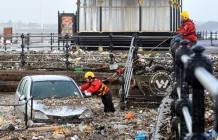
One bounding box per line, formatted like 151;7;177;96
79;72;115;113
177;11;197;47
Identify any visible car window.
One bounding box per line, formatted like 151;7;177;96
31;81;81;99
22;79;30;97
18;78;27;94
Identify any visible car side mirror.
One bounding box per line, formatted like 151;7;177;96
19;95;26;101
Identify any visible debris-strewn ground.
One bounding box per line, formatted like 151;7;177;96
0;94;159;140
0;49;217;139
0;49;172;72
0;92;215;140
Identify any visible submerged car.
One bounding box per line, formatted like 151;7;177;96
14;75;92;124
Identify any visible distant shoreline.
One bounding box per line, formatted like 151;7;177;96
13;28;58;33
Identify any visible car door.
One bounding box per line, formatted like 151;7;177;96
21;78;31;117
14;77;30;119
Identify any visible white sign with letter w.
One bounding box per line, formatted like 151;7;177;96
156;80;169;88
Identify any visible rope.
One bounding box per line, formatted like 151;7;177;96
105;36;172;80
145;36;172;55
107;59;139;80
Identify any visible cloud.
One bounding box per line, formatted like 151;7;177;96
0;0;77;24
183;0;218;22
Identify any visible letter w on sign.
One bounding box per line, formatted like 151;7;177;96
156;80;169;88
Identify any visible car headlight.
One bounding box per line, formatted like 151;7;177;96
33;110;49;119
79;109;93;119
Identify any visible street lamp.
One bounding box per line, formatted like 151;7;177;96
41;0;43;30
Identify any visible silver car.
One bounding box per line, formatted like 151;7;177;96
14;75;92;124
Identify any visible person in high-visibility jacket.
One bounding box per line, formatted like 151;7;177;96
177;11;197;47
79;71;115;113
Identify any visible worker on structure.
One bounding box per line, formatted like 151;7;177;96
177;11;197;47
79;72;116;113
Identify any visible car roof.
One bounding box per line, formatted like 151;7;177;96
28;75;73;82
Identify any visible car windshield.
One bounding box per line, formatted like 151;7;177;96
31;81;81;99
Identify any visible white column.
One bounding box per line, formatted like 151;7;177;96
109;0;112;31
93;0;96;31
84;0;87;31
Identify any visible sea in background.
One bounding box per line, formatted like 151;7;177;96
13;27;58;34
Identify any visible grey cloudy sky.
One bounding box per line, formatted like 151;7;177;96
0;0;217;24
183;0;218;22
0;0;77;24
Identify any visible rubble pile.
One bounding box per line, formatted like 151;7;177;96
0;49;173;74
0;91;216;139
0;49;217;139
0;49;217;74
0;94;158;139
40;97;85;106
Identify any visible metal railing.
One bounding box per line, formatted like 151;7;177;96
197;31;218;40
197;31;218;46
0;33;173;71
0;31;217;51
0;96;33;131
170;36;217;139
0;32;170;51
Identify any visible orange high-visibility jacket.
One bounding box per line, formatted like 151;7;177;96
80;79;109;96
178;19;197;42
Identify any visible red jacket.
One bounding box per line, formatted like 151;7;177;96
80;78;109;96
178;19;197;42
